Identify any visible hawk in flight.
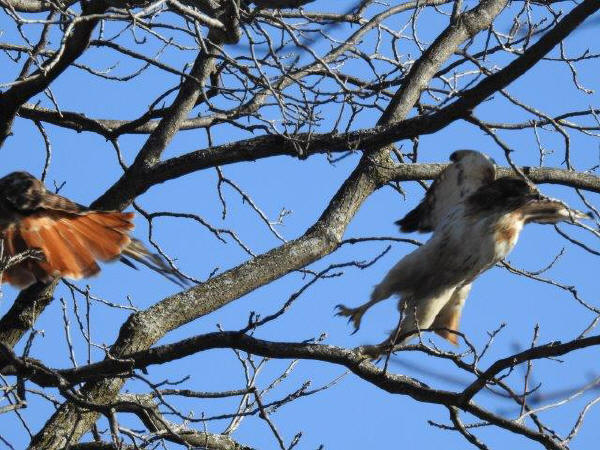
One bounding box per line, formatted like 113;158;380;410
0;171;186;288
337;150;587;351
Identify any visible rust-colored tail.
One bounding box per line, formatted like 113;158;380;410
430;284;471;346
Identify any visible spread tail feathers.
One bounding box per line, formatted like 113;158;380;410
121;238;190;287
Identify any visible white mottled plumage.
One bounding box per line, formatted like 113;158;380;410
395;150;496;234
336;150;587;352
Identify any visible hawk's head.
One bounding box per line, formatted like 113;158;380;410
467;177;589;224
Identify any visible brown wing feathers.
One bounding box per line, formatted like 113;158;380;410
2;211;134;286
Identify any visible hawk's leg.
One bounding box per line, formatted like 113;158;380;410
335;304;368;333
335;296;386;333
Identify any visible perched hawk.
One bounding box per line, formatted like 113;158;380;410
337;150;587;351
0;171;186;288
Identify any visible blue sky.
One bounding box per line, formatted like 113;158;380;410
1;1;600;448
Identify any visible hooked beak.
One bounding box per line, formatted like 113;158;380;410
521;196;591;224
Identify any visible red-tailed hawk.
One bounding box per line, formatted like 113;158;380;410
337;150;587;351
0;171;186;287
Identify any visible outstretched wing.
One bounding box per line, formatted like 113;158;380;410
0;172;133;287
0;172;187;287
396;150;496;233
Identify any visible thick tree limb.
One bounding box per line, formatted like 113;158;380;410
0;280;59;348
0;0;77;12
6;331;600;393
5;329;588;449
